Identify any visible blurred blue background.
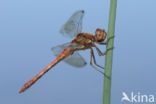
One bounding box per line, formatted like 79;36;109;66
0;0;156;104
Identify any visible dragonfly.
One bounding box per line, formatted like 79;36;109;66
19;10;113;94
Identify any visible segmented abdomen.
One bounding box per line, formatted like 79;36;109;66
19;48;72;93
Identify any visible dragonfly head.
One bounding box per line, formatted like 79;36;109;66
95;28;107;43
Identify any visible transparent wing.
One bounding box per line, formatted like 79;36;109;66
60;10;84;38
51;43;86;67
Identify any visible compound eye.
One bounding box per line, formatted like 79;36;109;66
97;34;101;38
99;33;102;37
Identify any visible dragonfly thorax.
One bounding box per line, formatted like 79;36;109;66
94;28;107;43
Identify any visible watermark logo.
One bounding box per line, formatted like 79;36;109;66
121;92;155;103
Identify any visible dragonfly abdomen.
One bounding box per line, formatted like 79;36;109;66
19;48;73;93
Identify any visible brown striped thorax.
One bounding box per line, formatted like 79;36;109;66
71;28;107;49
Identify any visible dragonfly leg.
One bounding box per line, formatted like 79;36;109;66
90;48;111;79
95;45;114;56
90;48;105;69
98;36;115;45
90;48;104;74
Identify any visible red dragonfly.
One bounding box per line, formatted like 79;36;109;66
19;10;112;94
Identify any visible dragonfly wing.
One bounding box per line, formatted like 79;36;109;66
51;43;86;67
63;52;86;67
60;10;84;38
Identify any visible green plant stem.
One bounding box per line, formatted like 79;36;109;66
103;0;117;104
